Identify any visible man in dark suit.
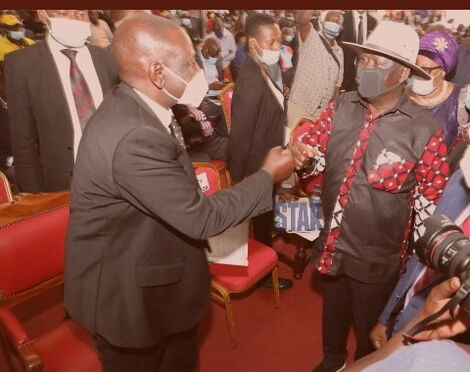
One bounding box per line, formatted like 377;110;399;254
64;15;294;372
4;10;119;193
339;10;377;91
229;13;293;289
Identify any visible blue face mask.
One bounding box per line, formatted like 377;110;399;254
322;21;341;39
206;56;218;65
8;30;25;40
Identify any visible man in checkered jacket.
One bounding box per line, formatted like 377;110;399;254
292;21;450;372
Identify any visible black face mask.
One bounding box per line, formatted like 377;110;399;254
356;64;402;99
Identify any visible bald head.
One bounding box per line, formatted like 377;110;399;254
112;14;201;109
113;14;193;82
201;37;220;59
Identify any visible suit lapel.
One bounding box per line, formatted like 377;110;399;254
118;84;198;184
39;41;74;140
88;45;110;92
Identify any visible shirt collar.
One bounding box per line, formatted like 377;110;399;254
350;90;415;119
133;88;172;131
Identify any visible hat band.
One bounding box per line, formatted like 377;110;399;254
362;43;414;65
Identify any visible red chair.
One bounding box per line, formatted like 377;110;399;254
219;83;234;134
0;192;101;372
0;171;13;205
192;162;280;347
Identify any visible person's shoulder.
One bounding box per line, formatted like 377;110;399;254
3;39;42;64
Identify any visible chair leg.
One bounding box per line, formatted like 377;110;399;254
211;282;238;347
271;265;280;308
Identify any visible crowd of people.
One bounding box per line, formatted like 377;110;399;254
0;8;469;372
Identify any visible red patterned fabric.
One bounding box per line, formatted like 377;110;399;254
412;129;450;241
318;113;379;274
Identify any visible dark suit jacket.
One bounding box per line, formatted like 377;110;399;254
4;40;119;193
229;56;285;182
339;11;377;91
64;82;273;348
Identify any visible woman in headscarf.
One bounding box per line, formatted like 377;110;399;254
408;30;464;150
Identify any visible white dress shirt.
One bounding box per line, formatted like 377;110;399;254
352;10;368;44
133;89;172;134
47;34;103;160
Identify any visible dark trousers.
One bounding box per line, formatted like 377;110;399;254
320;274;397;364
96;326;198;372
253;210;274;247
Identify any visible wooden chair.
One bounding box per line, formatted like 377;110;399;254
0;171;13;205
0;192;101;372
219;83;235;134
192;161;280;347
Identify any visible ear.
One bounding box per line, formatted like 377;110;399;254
148;62;165;89
399;66;411;83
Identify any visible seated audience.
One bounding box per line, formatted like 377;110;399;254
88;10;113;48
0;14;35;62
206;16;237;69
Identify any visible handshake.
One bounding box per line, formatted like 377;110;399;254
261;143;318;183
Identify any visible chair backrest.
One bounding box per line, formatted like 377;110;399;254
193;160;231;196
0;192;70;307
0;171;13;205
219;83;235;134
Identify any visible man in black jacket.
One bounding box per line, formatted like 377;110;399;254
229;13;293;290
4;10;119;193
65;14;294;372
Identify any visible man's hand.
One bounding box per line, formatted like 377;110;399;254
291;142;317;170
370;323;388;349
410;277;470;341
262;146;294;183
209;81;225;90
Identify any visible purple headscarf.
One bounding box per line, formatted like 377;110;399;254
418;30;459;74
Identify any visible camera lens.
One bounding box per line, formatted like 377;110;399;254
415;215;470;311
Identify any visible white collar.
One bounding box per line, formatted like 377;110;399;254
47;33;87;55
133;88;172;132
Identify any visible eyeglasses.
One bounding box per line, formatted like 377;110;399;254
420;66;441;74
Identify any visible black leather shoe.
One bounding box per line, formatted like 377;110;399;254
312;360;346;372
259;276;294;290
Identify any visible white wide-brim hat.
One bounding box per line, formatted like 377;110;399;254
342;21;431;80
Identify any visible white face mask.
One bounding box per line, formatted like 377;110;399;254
162;66;208;107
43;11;91;48
257;48;280;66
284;35;294;43
409;74;439;96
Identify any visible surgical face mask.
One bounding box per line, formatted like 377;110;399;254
43;11;91;48
224;23;231;29
322;21;341;39
161;66;208;107
284;35;294;43
206;56;218;65
181;18;191;27
409;74;440;96
356;64;402;99
8;30;25;40
254;40;280;66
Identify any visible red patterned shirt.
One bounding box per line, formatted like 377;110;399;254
299;92;449;283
